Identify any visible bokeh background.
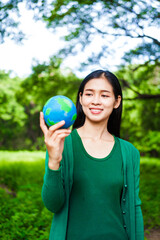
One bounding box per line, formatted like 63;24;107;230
0;0;160;239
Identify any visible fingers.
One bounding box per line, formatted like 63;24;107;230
40;111;71;141
45;129;71;149
49;120;66;131
52;129;71;141
47;120;67;137
55;132;71;143
40;112;48;135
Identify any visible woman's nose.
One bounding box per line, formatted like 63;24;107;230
92;95;101;104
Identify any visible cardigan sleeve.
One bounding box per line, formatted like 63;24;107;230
133;149;144;239
41;150;65;213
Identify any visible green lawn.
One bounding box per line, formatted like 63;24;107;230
0;150;45;162
0;151;160;239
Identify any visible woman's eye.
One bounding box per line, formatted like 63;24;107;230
102;95;108;98
86;93;92;96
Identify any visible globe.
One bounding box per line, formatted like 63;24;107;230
43;95;77;128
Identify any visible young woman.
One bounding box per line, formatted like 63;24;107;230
40;70;144;240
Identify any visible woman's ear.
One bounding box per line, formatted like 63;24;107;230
114;95;121;109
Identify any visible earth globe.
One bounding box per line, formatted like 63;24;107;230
43;95;77;129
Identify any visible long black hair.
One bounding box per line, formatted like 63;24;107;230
72;70;123;138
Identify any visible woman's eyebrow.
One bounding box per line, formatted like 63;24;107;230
85;89;111;93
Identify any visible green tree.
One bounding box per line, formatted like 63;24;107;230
0;59;81;150
0;71;27;148
19;56;81;105
1;0;159;100
1;1;159;64
42;0;160;102
43;0;160;65
15;57;81;149
0;71;26;122
116;64;160;156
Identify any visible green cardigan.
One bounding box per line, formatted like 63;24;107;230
42;134;144;240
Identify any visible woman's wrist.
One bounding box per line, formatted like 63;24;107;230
48;160;60;170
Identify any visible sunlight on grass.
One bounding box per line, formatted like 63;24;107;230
140;157;160;166
0;151;46;163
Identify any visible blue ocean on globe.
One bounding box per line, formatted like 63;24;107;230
43;95;77;128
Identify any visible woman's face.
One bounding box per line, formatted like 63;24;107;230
79;77;121;124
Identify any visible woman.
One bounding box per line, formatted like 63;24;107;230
40;70;144;240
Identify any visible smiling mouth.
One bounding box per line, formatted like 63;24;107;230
90;108;103;114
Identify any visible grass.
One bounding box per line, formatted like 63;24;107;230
0;151;160;239
0;151;52;240
140;158;160;232
0;150;45;162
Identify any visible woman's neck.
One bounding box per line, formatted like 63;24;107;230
77;119;113;141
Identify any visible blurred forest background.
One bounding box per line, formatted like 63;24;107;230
0;0;160;239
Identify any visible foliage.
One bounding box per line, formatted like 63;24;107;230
16;57;81;150
1;1;159;66
140;158;160;230
19;56;81;106
0;71;28;149
0;0;47;43
116;64;160;157
0;151;160;239
0;62;81;150
0;61;160;157
41;0;160;69
1;0;159;109
0;0;24;43
117;63;160;95
0;71;26;124
0;156;52;239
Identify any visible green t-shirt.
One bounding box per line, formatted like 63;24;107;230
66;129;128;240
